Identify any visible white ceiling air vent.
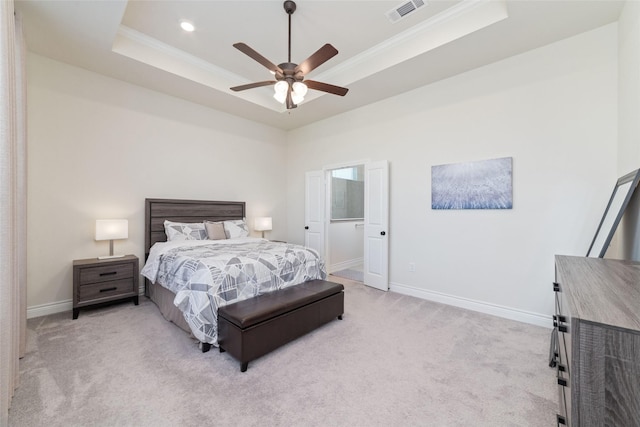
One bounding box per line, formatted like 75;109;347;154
386;0;426;23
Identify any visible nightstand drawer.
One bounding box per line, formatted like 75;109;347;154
78;278;135;302
78;262;134;285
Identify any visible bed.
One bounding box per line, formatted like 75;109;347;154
141;198;327;347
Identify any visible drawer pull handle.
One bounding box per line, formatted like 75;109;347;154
99;287;117;293
558;325;568;333
99;271;117;277
557;377;567;387
553;314;566;323
557;364;566;372
557;414;567;425
553;315;567;328
553;282;560;292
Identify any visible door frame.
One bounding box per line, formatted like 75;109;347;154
307;159;389;291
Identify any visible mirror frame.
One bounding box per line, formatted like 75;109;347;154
586;168;640;258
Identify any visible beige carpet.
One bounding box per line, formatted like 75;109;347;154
331;268;363;282
8;277;557;426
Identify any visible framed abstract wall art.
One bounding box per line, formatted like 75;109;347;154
432;157;513;210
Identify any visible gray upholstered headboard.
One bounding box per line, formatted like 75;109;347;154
144;198;246;259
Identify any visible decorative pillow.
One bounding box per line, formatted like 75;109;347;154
223;219;249;239
164;220;207;241
204;221;227;240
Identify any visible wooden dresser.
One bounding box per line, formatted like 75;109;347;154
553;255;640;426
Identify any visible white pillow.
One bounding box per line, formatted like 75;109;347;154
223;219;249;239
164;220;207;241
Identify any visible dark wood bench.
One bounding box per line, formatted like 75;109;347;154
216;279;344;372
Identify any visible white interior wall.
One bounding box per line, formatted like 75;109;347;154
286;24;618;325
618;1;640;260
618;0;640;174
27;54;288;316
328;221;364;271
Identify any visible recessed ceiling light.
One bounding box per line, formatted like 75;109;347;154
180;21;195;32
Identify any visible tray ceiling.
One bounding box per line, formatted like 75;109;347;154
15;0;624;130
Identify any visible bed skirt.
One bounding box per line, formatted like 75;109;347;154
147;281;192;335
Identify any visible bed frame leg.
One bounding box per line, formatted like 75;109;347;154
201;342;211;353
240;362;248;372
219;347;226;353
338;314;343;320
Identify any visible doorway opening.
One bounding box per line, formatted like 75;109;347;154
328;164;365;283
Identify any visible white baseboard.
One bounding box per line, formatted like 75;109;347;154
27;300;73;319
329;257;363;274
390;281;552;329
27;282;549;328
27;287;146;319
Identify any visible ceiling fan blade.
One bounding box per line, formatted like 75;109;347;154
230;80;277;92
233;43;281;73
294;44;338;76
304;80;349;96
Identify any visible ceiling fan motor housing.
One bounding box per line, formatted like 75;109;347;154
277;62;303;82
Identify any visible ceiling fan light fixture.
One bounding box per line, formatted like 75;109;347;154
230;1;348;110
274;81;289;104
274;90;287;104
274;80;289;94
292;81;308;97
291;92;304;105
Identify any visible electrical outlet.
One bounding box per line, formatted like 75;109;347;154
408;262;415;272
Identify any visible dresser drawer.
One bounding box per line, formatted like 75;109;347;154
77;278;135;303
557;356;571;425
78;262;134;285
557;386;569;426
556;348;569;425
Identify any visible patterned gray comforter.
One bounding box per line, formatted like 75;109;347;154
141;238;326;345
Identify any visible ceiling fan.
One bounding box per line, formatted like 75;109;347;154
230;0;349;110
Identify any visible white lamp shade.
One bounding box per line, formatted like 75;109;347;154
95;219;128;241
254;217;272;232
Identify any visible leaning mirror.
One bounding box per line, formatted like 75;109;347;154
587;168;640;258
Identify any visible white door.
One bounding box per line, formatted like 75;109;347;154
304;170;326;259
364;161;389;291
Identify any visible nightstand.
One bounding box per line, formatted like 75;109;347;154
72;255;139;319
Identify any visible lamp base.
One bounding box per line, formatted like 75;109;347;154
98;239;126;260
98;254;126;260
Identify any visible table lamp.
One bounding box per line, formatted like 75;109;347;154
95;219;128;259
254;217;272;239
